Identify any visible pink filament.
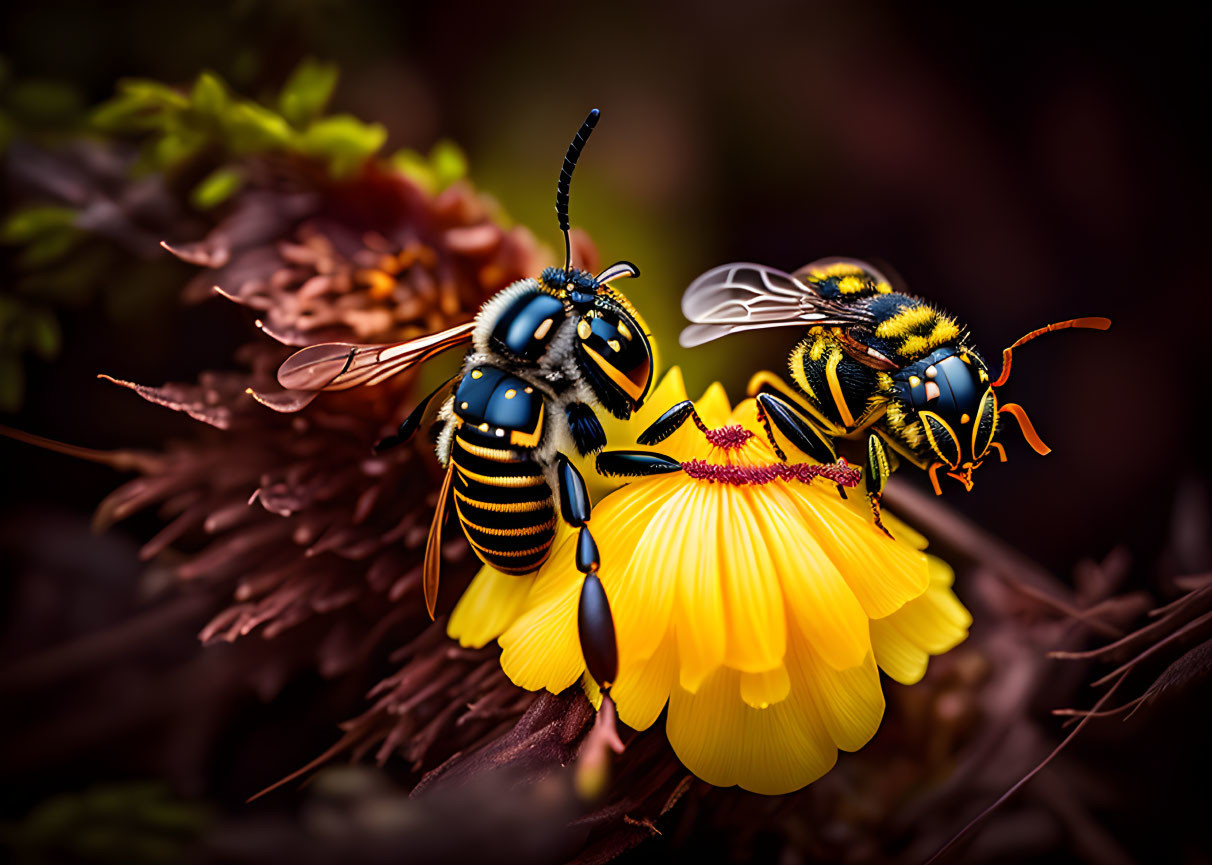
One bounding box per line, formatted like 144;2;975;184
703;425;754;449
681;459;861;487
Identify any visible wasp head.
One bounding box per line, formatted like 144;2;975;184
894;347;1006;493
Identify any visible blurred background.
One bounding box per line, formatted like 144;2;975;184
1;1;1209;863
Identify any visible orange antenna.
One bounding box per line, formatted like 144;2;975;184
1000;402;1051;455
991;317;1110;388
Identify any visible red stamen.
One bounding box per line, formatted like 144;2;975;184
681;459;861;487
703;425;754;449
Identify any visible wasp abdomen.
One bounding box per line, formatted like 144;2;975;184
450;434;555;575
449;366;555;575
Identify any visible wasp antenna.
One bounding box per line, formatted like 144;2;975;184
991;316;1110;388
557;108;601;273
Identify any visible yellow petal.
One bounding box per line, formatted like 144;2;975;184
582;671;603;710
752;484;869;670
871;557;969;684
879;510;929;551
720;486;787;673
613;628;676;731
740;665;791;709
599;478;683;664
666;667;746;789
928;554;957;587
792;490;930;619
447;566;534;649
695;381;733;427
667;666;838;795
498;535;583;693
791;639;885;752
673;482;726;691
869;621;929;685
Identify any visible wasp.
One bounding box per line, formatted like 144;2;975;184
635;258;1107;531
270;110;653;690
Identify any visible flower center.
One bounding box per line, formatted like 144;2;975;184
702;424;754;449
681;459;862;487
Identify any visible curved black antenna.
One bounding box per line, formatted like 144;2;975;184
557;108;600;273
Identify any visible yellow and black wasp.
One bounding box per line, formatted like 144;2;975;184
269;110;653;690
637;258;1107;530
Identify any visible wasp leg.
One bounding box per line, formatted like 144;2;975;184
566;402;607;457
864;433;893;538
754;392;838;464
556;453;618;690
374;373;458;452
748;370;849;438
596;450;682;478
636;400;709;445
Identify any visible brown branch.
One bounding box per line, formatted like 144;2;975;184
883;479;1122;638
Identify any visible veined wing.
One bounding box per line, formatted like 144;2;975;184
277;321;475;392
423;462;456;620
679;261;877;348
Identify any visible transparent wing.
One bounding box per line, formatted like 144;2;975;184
277;321;475;392
678;261;873;348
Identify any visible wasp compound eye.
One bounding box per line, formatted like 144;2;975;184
489;288;567;362
919;410;961;469
971;388;999;460
574;305;653;418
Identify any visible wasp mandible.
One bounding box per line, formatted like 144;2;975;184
271;110;653;690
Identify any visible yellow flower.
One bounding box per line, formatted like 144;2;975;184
448;368;970;794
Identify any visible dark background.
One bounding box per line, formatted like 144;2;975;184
2;1;1209;861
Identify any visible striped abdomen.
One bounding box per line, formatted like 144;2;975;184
449;430;555;575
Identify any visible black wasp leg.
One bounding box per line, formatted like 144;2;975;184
566;402;607;456
637;400;708;445
373;374;458;453
596;450;683;478
754;392;838;464
864;433;894;539
755;392;852;497
555;453;618;690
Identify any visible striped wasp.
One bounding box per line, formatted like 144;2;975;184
637;258;1108;532
271;110;653;691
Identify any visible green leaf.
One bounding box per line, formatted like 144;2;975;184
390;148;436;193
26;309;62;359
224;101;294;153
190;166;243;209
278;58;338;128
190;71;229;117
16;228;82;269
0;355;24;412
298;114;386;176
391;140;469;194
429;139;468;189
0;205;78;243
92;79;188;131
145;130;204;171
